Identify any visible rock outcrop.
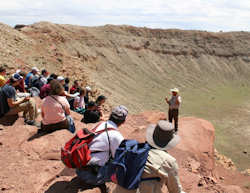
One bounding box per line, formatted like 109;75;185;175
0;108;249;193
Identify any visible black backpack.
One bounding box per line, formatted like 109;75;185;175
31;76;44;90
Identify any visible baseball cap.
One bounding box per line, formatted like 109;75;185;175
111;105;128;120
12;73;23;81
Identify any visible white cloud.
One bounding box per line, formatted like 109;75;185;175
0;0;250;31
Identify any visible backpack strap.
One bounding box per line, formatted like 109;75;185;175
141;177;161;182
50;95;67;114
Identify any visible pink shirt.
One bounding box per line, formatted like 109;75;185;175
42;95;70;125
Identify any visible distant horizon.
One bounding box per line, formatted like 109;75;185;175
1;0;250;32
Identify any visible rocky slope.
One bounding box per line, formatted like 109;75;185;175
0;100;249;193
0;21;250;171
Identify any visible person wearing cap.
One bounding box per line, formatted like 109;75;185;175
0;66;7;87
0;74;38;125
6;71;28;95
113;120;185;193
165;88;182;132
25;67;39;88
57;76;65;85
76;105;129;192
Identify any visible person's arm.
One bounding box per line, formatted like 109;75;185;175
63;98;71;115
176;96;181;105
7;97;29;108
165;96;170;105
164;160;184;193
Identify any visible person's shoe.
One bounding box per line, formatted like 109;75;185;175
25;120;36;126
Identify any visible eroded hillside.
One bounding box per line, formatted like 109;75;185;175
0;21;250;170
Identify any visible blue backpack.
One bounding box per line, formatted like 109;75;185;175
109;140;160;190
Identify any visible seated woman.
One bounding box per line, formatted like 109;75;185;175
73;88;86;114
41;80;70;132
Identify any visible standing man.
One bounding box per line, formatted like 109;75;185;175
165;88;181;132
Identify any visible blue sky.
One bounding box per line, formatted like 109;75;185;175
1;0;250;31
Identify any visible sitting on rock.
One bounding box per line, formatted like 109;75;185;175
41;80;70;131
6;71;27;93
70;80;79;94
96;95;106;118
39;77;53;99
63;77;70;92
0;66;6;87
76;105;128;192
82;101;101;124
72;88;86;114
25;67;39;88
0;73;38;125
113;120;185;193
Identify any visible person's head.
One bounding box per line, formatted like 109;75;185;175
50;73;58;79
146;120;180;150
109;105;128;126
31;67;39;75
47;77;53;84
0;66;6;75
85;86;91;92
65;77;70;84
9;73;23;86
96;95;106;106
57;76;65;85
79;88;85;96
49;79;64;96
87;101;97;111
74;80;79;87
170;88;179;96
41;69;49;77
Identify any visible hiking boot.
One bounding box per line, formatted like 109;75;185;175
98;183;110;193
25;120;36;126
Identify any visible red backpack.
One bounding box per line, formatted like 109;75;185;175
61;122;115;168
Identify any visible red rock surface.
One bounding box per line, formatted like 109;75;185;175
0;108;249;193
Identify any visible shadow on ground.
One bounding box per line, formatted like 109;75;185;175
0;114;18;126
44;177;106;193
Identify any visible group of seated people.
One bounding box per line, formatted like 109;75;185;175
0;66;107;129
0;65;186;193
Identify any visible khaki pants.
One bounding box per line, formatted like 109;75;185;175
112;171;181;193
5;98;37;121
112;172;165;193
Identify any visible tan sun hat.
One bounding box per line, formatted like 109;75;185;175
170;88;179;93
146;120;180;150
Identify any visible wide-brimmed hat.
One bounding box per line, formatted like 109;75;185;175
170;88;179;93
146;120;180;150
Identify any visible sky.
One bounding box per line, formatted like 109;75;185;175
1;0;250;32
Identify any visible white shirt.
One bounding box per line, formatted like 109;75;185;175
88;120;124;166
40;75;48;85
74;96;85;108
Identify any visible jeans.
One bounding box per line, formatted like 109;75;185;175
168;109;179;131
